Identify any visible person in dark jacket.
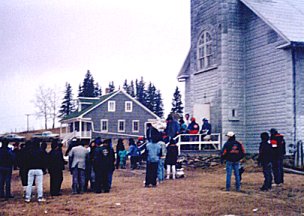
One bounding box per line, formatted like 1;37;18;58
221;132;245;192
165;139;178;180
16;142;34;198
48;140;65;196
146;123;160;143
258;132;273;191
270;128;285;186
164;115;180;141
128;138;139;170
200;118;212;141
116;139;124;169
0;139;15;199
24;140;47;203
93;139;115;193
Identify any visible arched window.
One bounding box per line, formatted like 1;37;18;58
197;31;213;70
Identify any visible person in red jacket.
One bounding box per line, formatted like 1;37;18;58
269;128;285;186
187;117;200;143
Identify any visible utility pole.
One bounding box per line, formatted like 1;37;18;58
25;114;31;132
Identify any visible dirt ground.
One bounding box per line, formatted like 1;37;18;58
0;162;304;216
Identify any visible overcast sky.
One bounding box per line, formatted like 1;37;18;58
0;0;190;133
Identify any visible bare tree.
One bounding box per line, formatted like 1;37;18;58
49;88;61;129
33;86;52;129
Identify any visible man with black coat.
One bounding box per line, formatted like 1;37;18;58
48;140;65;196
0;139;15;199
258;132;273;191
93;139;115;193
269;128;285;186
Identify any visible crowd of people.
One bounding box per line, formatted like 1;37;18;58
220;128;286;192
0;112;287;203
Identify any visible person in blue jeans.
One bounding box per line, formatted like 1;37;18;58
221;132;245;192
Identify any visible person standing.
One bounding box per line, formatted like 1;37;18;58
164;115;180;141
221;132;245;192
69;141;89;194
93;139;115;193
146;123;159;143
269;128;285;186
165;139;178;180
116;139;124;169
145;129;161;187
24;140;47;203
157;138;167;183
118;145;127;169
48;140;65;196
128;138;139;170
0;139;15;199
187;117;200;143
258;132;273;191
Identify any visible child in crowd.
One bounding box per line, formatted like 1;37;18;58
165;139;178;180
118;144;127;169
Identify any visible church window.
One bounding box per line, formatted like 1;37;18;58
197;31;213;70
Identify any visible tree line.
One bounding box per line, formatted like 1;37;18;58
33;70;183;129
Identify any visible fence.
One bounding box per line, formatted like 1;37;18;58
173;133;221;155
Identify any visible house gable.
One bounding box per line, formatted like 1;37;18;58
82;90;159;136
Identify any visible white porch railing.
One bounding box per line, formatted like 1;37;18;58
173;133;221;155
60;131;92;142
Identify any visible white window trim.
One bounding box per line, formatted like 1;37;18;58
117;120;125;133
100;119;108;132
108;100;116;112
197;31;213;71
125;101;133;112
132;120;139;133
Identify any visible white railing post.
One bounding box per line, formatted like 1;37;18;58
198;134;202;150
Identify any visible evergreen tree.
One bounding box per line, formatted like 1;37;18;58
129;80;135;97
146;82;157;112
78;70;97;97
123;79;129;92
108;81;115;93
59;82;75;118
155;90;164;118
136;77;146;106
94;82;102;97
171;86;183;115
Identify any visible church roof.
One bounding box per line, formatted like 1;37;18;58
241;0;304;43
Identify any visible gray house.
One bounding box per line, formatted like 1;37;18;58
60;90;160;142
178;0;304;152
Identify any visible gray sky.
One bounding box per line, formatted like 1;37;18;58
0;0;190;133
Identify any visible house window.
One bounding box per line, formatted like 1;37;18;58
125;101;133;112
132;120;139;133
197;31;213;70
118;120;125;132
108;101;116;112
101;119;108;132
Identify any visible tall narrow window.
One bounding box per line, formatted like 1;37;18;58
108;101;116;112
118;120;125;132
197;31;213;70
125;101;133;112
101;119;108;132
132;120;139;133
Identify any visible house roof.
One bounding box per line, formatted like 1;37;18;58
61;90;160;122
61;91;116;121
78;97;100;104
241;0;304;43
177;50;191;81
